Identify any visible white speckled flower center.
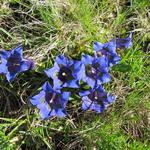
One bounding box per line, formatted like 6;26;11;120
91;69;95;74
49;93;56;104
94;96;98;100
62;72;66;76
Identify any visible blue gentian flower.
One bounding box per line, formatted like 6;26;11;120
79;85;116;113
30;81;70;119
112;33;132;49
93;40;121;67
0;45;34;82
45;55;81;89
78;54;111;88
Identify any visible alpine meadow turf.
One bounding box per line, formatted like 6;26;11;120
0;0;150;149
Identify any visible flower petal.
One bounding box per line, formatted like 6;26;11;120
93;42;103;52
0;58;7;74
56;55;73;66
108;54;121;67
53;78;62;90
82;96;91;110
12;45;23;59
73;61;86;80
107;94;116;103
100;73;111;83
61;92;70;102
105;40;116;53
0;50;11;59
81;54;94;65
42;81;53;92
115;33;132;49
86;77;96;89
6;72;17;82
55;109;66;117
30;91;45;105
79;90;91;97
38;103;51;119
94;56;109;72
64;79;79;88
20;60;31;71
44;62;60;79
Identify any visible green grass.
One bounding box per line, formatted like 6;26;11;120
0;0;150;149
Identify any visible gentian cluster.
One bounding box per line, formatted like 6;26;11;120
0;34;132;119
0;45;34;82
30;33;132;119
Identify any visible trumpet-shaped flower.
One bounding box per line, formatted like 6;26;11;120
30;81;70;119
112;33;132;49
45;55;81;89
0;45;34;82
93;40;121;67
78;54;111;88
80;85;116;113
